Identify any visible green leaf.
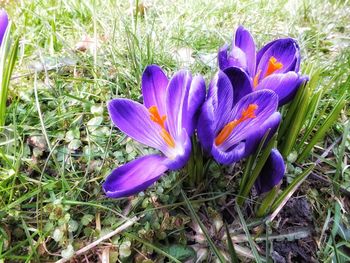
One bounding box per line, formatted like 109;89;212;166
224;224;239;263
237;134;277;206
235;203;263;263
181;190;226;263
163;244;195;261
270;165;314;215
297;92;347;162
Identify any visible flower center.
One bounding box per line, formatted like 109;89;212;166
149;106;176;148
253;56;283;88
214;104;258;146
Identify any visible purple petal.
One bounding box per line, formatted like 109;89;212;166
103;154;168;198
108;99;167;152
183;75;206;135
256;72;308;106
164;128;192;170
165;70;192;138
244;112;281;157
218;44;230;70
212;141;246;164
0;9;8;46
218;44;247;71
255;149;285;194
235;26;256;77
223;67;253;105
256;38;300;78
198;71;234;152
142;65;168;116
219;90;279;151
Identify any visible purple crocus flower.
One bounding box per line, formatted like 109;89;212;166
0;9;8;46
197;70;281;165
103;65;205;198
255;148;285;194
218;26;307;106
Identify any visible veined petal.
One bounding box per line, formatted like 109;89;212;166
255;149;285;194
183;75;206;135
103;154;168;198
256;38;300;77
108;99;167;151
212;141;246;164
142;65;168;116
256;72;308;106
235;26;256;77
219;90;278;151
165;70;192;138
0;9;8;46
223;67;253;105
164;128;192;170
218;44;230;70
197;98;216;153
244;112;281;157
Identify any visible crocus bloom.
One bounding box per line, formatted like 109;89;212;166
255;148;285;194
103;65;205;198
197;70;281;165
218;26;307;105
0;9;8;46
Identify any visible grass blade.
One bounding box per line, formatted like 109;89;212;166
297;92;347;162
181;190;226;262
235;203;263;263
269;165;314;220
224;224;239;263
237;134;276;206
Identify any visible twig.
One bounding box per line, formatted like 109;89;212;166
55;216;138;263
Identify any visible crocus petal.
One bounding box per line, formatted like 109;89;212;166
218;44;230;70
244;112;281;157
164;128;192;170
183;75;206;135
197;98;215;153
0;9;8;46
235;26;256;77
212;141;246;165
218;43;246;70
219;90;278;151
256;72;308;106
255;149;285;194
103;154;168;198
198;71;234;152
108;99;168;152
165;70;192;138
142;65;168;116
223;67;253;105
256;38;300;77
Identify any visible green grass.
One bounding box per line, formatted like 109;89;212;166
0;0;349;262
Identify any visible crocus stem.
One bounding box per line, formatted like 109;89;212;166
237;134;276;206
256;186;279;217
186;136;204;187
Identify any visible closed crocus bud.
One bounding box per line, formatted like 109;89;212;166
255;148;285;194
0;9;9;46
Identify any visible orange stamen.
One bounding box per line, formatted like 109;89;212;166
215;104;258;146
161;129;176;148
264;56;283;77
149;105;166;130
149;105;175;148
253;69;262;89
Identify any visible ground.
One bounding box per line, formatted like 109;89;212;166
0;0;349;262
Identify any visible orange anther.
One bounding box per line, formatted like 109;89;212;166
264;56;283;77
215;104;258;146
253;69;262;89
149;105;166;130
160;129;176;148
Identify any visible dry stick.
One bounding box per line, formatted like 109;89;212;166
55;217;138;263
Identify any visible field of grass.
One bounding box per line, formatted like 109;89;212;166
0;0;349;262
